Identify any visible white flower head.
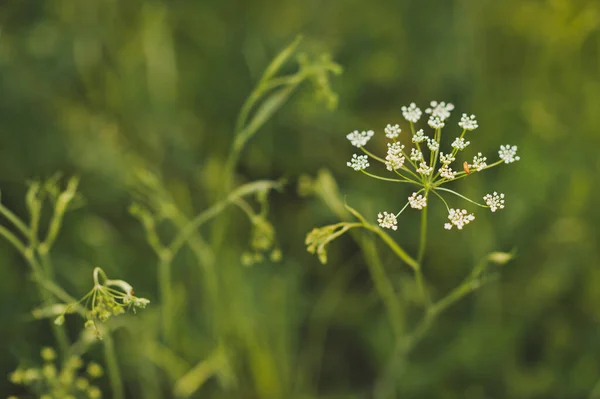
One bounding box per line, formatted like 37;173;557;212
377;212;398;230
385;142;406;171
451;137;470;151
346;130;374;147
483;192;505;212
439;152;455;165
408;192;427;209
401;103;422;123
470;152;487;171
428;115;445;129
412;129;427;143
499;145;520;163
439;165;457;180
384;124;401;139
410;148;423;162
426;138;439;152
444;208;475;230
416;162;433;176
458;113;479;131
347;154;369;171
425;101;455;121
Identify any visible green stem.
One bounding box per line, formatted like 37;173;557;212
361;236;404;339
158;255;174;342
417;204;428;264
360;170;416;184
362;224;419;271
103;333;125;399
0;203;30;237
169;180;281;256
416;204;430;307
434;187;487;208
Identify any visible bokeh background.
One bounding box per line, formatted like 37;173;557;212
1;0;600;398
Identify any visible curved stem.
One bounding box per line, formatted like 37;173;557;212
360;147;386;164
103;333;125;399
169;180;281;257
434;187;487;208
360;170;416;184
431;189;451;211
362;224;419;271
0;204;30;237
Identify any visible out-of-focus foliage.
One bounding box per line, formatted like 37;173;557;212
1;0;599;398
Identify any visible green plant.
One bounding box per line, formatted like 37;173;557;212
304;101;519;397
0;176;148;399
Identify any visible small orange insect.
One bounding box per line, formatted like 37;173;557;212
463;161;471;175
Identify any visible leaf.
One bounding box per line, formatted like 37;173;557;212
260;35;303;84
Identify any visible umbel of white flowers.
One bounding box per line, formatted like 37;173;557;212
345;101;520;231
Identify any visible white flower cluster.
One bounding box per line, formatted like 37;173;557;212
341;101;520;234
499;145;520;164
439;165;456;180
410;148;423;162
426;138;439;152
439;152;455;165
458;113;479;131
347;154;369;171
412;129;427;143
385;124;401;139
428;115;445;129
401;103;422;123
377;212;398;230
483;192;505;212
444;209;475;230
470;152;487;171
416;162;433;176
425;101;455;121
451;137;470;150
346;130;374;147
408;192;427;209
385;142;405;171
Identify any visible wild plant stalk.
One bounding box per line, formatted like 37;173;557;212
1;178;149;399
130;37;341;398
305;102;518;396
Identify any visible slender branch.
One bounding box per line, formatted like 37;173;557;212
362;224;419;271
359;170;416;184
103;333;125;399
434;187;487;208
168;180;282;257
0;203;30;237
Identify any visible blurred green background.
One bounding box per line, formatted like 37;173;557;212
1;0;600;398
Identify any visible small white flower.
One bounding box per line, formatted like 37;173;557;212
347;154;370;171
439;152;455;165
377;212;398;230
458;113;479;131
428;115;445;129
470;152;487;171
426;138;439;152
444;208;475;230
401;103;422;123
410;148;423;162
384;124;401;139
498;144;520;163
439;165;457;180
385;142;406;171
346;130;374;147
416;162;433;176
425;101;455;121
412;129;427;143
451;137;470;150
483;192;505;212
408;192;427;209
